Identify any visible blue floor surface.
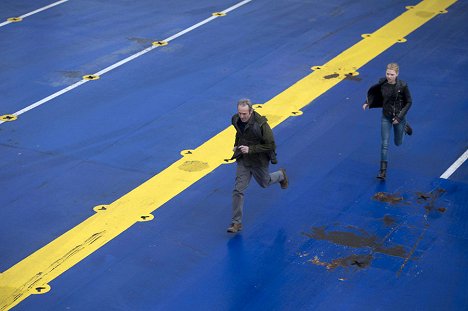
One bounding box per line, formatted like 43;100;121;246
0;0;467;310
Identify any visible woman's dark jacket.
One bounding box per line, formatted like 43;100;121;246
231;111;276;167
366;78;412;121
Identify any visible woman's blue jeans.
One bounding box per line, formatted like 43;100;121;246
381;114;406;162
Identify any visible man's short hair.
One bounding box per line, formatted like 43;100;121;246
237;98;253;110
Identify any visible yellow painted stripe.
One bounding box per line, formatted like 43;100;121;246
0;0;457;310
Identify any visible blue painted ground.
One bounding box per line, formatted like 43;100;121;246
0;0;467;310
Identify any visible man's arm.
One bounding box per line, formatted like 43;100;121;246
248;123;276;153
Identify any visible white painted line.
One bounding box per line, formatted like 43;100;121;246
164;16;217;42
440;148;468;179
0;21;10;27
0;0;253;125
97;14;221;76
94;46;156;76
0;0;69;28
223;0;252;13
97;0;252;76
19;0;69;19
13;80;88;116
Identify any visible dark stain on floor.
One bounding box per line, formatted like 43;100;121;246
311;254;373;270
303;226;407;258
344;73;362;81
416;188;447;213
382;215;396;227
373;192;404;204
324;73;339;79
306;188;449;273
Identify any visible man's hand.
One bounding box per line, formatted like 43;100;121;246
392;118;400;125
362;102;369;110
238;145;249;154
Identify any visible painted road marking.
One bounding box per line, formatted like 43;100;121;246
0;0;253;125
0;0;458;310
440;148;468;179
0;0;69;28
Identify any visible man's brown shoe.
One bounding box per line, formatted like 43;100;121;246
227;223;242;233
280;168;288;189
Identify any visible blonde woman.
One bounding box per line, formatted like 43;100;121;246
363;63;413;180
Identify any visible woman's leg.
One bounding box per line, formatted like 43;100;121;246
380;115;392;161
378;115;392;180
394;117;406;146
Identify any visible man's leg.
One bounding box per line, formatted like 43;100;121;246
231;161;252;226
252;165;284;188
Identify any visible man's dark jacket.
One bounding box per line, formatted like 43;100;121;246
231;111;276;167
366;78;412;121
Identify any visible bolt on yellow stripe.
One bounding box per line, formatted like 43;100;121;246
0;0;457;310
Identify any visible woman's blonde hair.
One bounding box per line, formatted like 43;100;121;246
387;63;399;74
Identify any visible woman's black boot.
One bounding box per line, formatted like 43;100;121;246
377;161;387;180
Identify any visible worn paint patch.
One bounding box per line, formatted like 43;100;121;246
415;11;436;18
178;161;209;172
0;231;104;310
128;37;154;45
58;71;83;78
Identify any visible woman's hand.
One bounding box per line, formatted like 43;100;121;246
362;102;369;110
